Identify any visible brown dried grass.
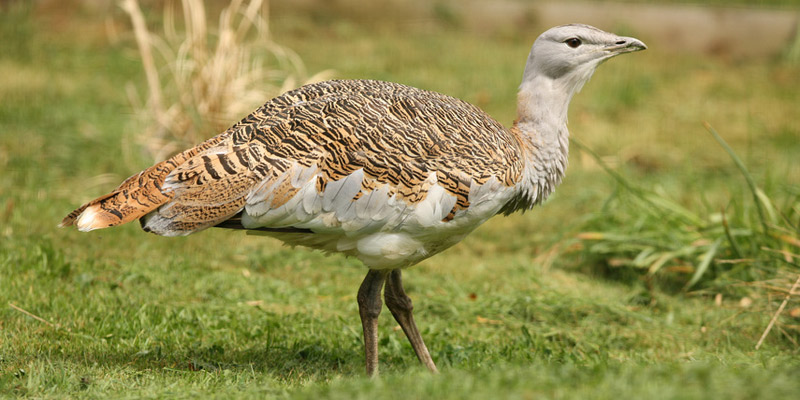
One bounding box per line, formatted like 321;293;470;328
120;0;333;161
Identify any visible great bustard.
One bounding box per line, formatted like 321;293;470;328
62;24;646;375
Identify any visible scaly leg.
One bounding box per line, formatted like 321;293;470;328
357;269;387;376
384;269;439;373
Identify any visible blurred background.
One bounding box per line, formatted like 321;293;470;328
1;0;799;396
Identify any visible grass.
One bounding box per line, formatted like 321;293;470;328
569;126;799;286
2;1;800;398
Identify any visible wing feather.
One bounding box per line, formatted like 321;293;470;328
64;80;524;257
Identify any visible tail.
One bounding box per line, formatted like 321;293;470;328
60;160;179;231
61;135;228;232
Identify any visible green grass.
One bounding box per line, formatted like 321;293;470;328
2;1;800;398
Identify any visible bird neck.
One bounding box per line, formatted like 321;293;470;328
508;74;576;210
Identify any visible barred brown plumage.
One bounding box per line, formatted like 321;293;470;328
61;24;646;375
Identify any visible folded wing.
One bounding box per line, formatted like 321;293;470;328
62;80;524;248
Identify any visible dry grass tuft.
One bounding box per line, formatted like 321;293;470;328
120;0;333;161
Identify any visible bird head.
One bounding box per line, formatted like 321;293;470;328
521;24;646;94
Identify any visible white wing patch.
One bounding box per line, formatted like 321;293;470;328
414;173;456;227
467;175;507;215
244;162;317;227
322;168;364;213
241;167;515;269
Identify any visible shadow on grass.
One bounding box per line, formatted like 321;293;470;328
49;333;364;379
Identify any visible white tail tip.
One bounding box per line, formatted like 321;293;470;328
75;205;105;232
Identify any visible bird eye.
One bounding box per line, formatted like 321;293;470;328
565;38;582;48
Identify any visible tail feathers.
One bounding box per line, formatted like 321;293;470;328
60;192;120;231
60;132;232;233
59;194;111;230
59;154;193;231
60;168;176;231
73;203;108;232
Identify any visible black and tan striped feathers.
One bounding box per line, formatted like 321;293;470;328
63;80;528;251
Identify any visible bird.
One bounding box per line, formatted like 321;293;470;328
61;24;646;375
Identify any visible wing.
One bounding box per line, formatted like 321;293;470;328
152;80;523;234
65;80;524;243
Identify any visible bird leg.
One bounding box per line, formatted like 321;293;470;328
357;269;387;376
384;269;439;373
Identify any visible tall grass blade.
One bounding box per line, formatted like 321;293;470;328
571;137;637;193
704;122;769;235
685;238;722;289
720;207;744;259
571;137;703;226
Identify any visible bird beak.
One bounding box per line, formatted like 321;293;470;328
606;37;647;54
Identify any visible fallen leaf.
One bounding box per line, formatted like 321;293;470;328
476;316;503;325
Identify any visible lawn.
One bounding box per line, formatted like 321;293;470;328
1;1;799;398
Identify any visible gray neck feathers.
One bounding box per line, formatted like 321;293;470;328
508;50;598;211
